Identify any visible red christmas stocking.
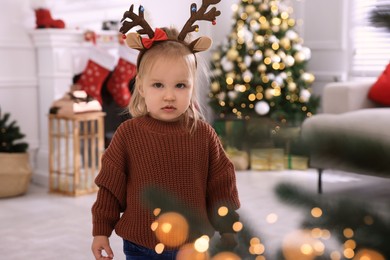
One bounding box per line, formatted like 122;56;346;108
35;8;65;29
106;45;138;107
76;48;116;104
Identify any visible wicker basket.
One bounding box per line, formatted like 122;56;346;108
0;153;32;198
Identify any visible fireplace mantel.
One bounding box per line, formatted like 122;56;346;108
30;29;119;186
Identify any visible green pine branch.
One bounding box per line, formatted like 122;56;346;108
275;182;390;259
0;112;29;153
142;186;268;258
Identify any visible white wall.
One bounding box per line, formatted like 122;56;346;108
0;0;39;149
0;0;351;184
296;0;351;100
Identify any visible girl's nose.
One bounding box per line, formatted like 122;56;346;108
163;87;175;101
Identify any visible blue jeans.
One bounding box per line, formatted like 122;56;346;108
123;240;178;260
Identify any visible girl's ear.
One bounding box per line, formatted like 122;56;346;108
136;76;145;96
125;33;144;51
188;37;212;53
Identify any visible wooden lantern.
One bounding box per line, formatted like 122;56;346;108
48;112;105;196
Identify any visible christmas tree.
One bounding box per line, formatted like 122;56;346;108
209;0;319;126
0;109;29;153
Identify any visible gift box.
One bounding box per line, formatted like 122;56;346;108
213;119;246;150
226;147;249;171
246;117;275;149
284;155;309;170
250;148;284;171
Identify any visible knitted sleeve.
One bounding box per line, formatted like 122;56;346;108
206;126;241;234
91;125;128;237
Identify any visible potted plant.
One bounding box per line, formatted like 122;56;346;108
0;109;32;198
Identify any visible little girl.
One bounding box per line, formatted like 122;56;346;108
91;2;240;260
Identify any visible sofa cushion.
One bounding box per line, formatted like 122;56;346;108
301;108;390;176
368;63;390;106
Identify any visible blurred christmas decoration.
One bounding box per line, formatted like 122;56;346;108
209;0;319;126
275;182;390;260
140;181;390;259
0;109;32;198
250;148;284;171
142;186;269;259
0;109;28;153
369;4;390;32
34;8;65;29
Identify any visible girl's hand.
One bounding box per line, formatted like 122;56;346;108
92;236;114;259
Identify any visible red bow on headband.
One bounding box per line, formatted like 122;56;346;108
141;28;168;49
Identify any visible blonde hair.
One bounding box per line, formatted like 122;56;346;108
128;28;204;133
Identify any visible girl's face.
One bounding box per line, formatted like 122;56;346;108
138;56;194;122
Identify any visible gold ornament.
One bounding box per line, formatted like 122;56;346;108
281;22;289;31
285;55;295;67
288;82;297;92
280;37;291;49
257;64;267;73
302;72;315;84
255;35;265;44
245;5;256;14
265;48;274;57
272;17;282;26
259;3;269;11
261;21;270;30
265;88;275;100
227;49;239;61
288;18;296;27
211;82;220;93
294;51;306;63
212;52;221;61
240;12;248;20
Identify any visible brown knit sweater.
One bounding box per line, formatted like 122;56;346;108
92;115;240;250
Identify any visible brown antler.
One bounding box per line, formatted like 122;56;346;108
178;0;221;41
119;5;154;38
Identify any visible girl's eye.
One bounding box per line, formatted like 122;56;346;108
153;83;163;88
176;83;186;89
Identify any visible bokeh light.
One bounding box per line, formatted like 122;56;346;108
194;236;210;253
266;213;278;224
311;207;322;218
282;229;324;260
154;212;189;247
353;248;385;260
212;252;241;260
343;228;354;239
176;243;209;260
218;206;229;216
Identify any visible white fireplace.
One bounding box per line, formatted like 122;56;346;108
29;29;119;186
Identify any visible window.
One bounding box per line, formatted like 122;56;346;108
351;0;390;78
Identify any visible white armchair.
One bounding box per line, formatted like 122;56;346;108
301;81;390;193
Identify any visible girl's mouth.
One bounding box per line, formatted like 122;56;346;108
162;106;176;112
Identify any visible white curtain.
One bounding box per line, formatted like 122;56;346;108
351;0;390;78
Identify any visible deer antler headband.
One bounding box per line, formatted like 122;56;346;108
119;0;221;55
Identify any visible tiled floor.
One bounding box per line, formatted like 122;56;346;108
1;169;389;260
